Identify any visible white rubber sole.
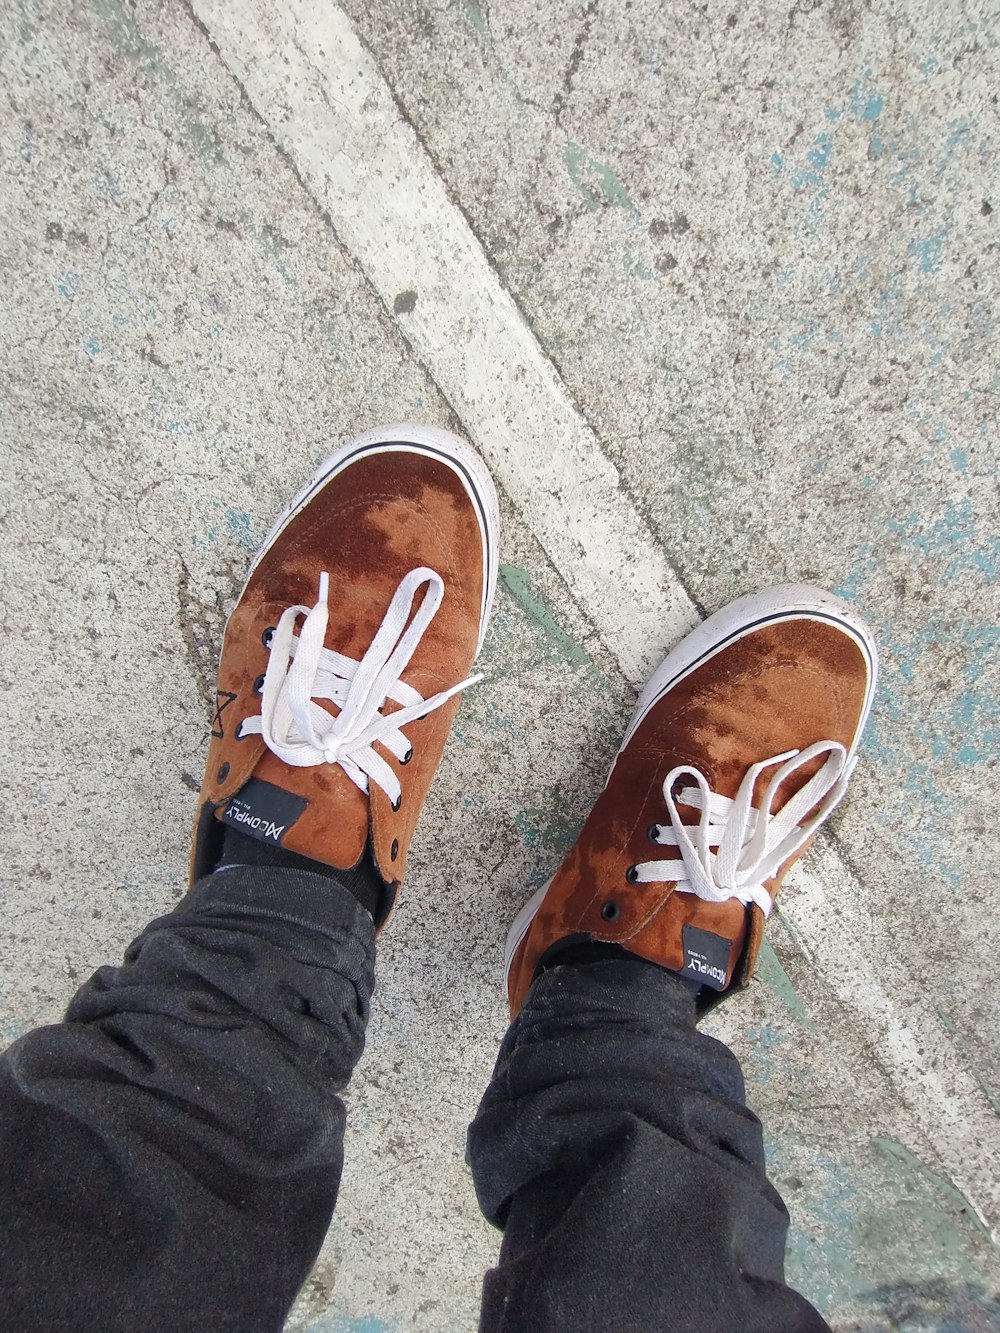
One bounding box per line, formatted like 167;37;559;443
504;878;552;980
243;422;500;656
503;584;879;987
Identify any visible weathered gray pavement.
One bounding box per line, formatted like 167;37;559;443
2;2;998;1329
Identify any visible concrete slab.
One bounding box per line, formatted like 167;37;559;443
1;1;998;1330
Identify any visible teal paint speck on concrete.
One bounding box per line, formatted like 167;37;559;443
743;1023;787;1085
91;170;122;201
755;940;817;1034
499;563;592;668
224;507;256;551
887;501;999;581
832;566;869;604
513;797;582;863
908;233;945;274
806;133;833;171
775;132;835;229
850;73;885;122
460;0;489;41
564;143;642;224
873;1138;993;1245
623;251;653;279
780;1149;862;1312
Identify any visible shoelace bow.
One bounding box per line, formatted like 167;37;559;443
631;742;856;916
238;568;480;807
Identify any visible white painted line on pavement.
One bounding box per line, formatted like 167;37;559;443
194;0;696;686
791;852;1000;1235
192;0;1000;1237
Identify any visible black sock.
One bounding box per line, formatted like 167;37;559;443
216;825;386;921
536;935;703;997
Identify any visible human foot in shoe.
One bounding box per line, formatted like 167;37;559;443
505;586;877;1015
191;423;499;928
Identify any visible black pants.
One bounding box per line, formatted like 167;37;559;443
0;868;829;1332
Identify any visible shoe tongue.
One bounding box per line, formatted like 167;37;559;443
214;750;369;870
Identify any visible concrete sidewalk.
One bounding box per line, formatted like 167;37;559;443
1;1;998;1329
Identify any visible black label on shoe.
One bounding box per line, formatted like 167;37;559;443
680;925;732;992
220;779;308;847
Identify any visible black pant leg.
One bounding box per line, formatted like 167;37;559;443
0;866;375;1333
468;958;830;1333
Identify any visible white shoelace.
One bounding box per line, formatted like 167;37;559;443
238;568;480;806
631;742;856;916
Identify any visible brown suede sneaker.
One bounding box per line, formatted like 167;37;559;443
190;423;499;927
505;586;878;1016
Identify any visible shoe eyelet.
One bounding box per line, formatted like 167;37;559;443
235;722;250;741
625;865;640;884
217;762;230;782
390;838;399;862
391;795;402;812
601;900;620;922
253;674;265;694
647;824;659;842
400;748;413;766
261;627;276;648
